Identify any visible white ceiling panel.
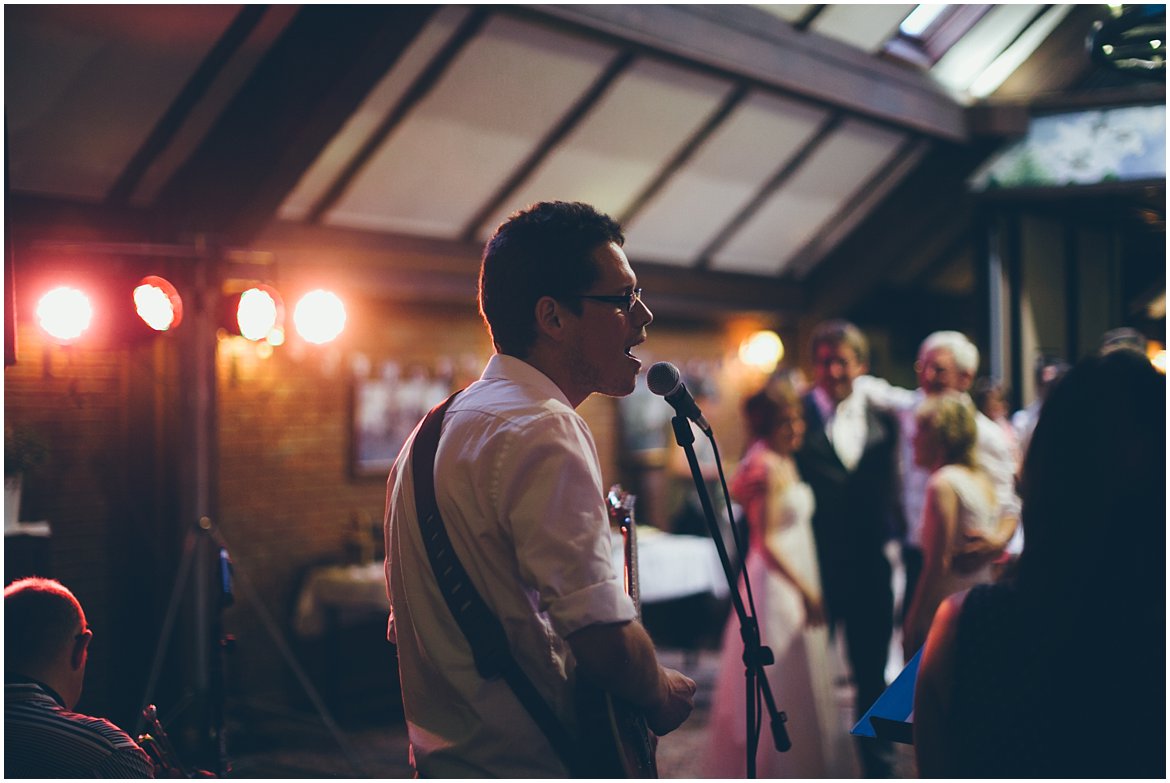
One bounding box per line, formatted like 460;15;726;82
810;4;915;53
278;6;473;222
474;58;735;241
624;91;829;265
5;5;240;200
323;15;617;237
5;3;1102;309
712;118;908;275
753;5;814;24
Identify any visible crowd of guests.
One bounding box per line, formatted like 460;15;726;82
706;319;1165;777
4;189;1161;779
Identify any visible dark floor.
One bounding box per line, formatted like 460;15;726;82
221;645;916;779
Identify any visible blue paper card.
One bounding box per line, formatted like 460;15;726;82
851;648;921;745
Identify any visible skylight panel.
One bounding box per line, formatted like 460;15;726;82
900;4;948;38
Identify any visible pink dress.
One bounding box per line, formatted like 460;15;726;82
702;442;854;778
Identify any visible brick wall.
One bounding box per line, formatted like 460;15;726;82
6;288;767;721
4;322;180;725
211;296;762;704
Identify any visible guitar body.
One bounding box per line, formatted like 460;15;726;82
573;486;659;778
575;682;658;777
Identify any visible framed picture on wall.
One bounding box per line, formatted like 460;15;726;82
351;363;453;477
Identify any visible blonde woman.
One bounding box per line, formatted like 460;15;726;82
902;392;1016;659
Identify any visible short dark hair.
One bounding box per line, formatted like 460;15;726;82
971;376;1006;415
478;201;625;356
744;378;801;439
809;319;869;365
4;577;83;672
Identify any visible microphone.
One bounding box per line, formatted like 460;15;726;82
647;361;711;435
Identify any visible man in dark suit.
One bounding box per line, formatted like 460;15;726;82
794;320;902;778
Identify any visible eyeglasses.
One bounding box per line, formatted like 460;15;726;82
576;288;643;313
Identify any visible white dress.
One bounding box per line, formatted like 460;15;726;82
703;443;854;778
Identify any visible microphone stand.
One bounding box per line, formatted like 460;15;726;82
669;415;790;778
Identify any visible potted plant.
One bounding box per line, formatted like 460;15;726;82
5;424;48;530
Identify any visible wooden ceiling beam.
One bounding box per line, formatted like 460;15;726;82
151;6;437;244
802;140;998;321
526;4;968;141
255;221;805;322
7;195;163;247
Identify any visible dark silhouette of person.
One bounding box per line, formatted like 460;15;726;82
914;349;1165;778
5;577;156;778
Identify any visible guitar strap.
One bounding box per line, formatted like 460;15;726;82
411;392;583;775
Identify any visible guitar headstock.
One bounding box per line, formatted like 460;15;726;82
606;484;636;531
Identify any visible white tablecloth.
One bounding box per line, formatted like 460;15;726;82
293;562;387;637
293;529;729;637
617;528;729;605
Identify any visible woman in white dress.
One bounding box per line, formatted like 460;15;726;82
704;379;852;778
902;392;1017;660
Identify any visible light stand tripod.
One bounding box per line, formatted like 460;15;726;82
137;516;369;777
669;415;790;778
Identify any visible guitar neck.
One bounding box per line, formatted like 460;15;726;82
607;486;641;619
621;514;640;619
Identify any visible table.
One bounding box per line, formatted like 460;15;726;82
293;562;388;637
623;527;729;605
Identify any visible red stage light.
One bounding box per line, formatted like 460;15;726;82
133;275;183;332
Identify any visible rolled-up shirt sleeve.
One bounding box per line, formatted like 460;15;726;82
496;409;636;638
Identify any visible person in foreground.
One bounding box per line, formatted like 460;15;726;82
5;577;156;778
704;379;853;778
913;349;1165;778
383;201;695;777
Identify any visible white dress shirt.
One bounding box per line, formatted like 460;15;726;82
384;353;636;777
812;385;868;472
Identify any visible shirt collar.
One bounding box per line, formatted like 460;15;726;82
812;384;862;420
481;353;573;409
5;673;66;708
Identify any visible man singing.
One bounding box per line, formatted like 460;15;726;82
383;201;695;777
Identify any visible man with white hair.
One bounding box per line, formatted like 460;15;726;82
857;331;1020;638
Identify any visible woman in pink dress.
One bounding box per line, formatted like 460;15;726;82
704;379;852;778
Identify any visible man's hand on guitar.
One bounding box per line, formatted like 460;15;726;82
645;666;696;736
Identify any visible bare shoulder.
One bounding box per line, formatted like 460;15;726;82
917;589;968;694
926;468;961;499
938;463;996;505
914;588;970;777
934;589;969;634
